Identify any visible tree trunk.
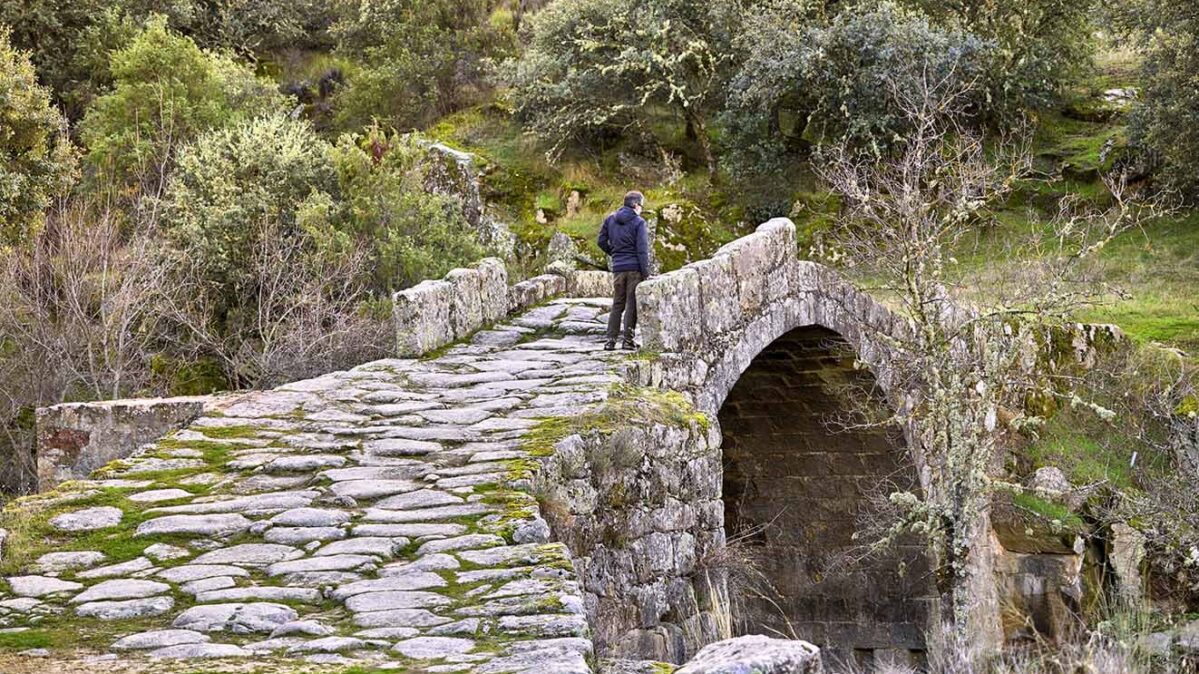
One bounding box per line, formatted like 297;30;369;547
686;110;717;178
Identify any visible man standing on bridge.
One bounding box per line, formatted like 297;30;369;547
598;190;650;351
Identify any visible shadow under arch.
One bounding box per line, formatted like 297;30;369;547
716;324;935;670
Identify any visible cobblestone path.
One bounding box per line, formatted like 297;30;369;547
0;298;621;673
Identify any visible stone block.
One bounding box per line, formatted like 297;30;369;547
510;275;567;313
446;267;484;338
676;635;822;674
393;280;453;357
475;258;509;324
637;268;703;353
686;255;741;337
36;396;224;492
568;270;612;298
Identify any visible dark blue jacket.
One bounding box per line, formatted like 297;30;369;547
597;206;650;275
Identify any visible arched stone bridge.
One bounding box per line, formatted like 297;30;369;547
5;220;1103;672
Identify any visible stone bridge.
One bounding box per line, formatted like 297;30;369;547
3;219;1101;672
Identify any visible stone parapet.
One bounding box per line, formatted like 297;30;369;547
394;259;613;358
35;395;238;491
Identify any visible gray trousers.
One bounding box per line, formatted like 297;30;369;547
606;271;643;341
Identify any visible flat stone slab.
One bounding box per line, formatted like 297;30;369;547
136;514;251;537
148;491;316;515
674;635;822;674
173;603;299;634
267;554;376;576
352;523;468;538
195;587;322;604
362;439;442;456
49;507;124;532
345;591;451;613
112;630;211;651
364;504;491;523
192;544;304;567
128;489;193;503
158;565;250;583
71;579;170;604
330;479;423;500
352;608;450;629
416;534;505;556
76;596;175;620
144;544;191;561
263;526;347;545
497;614;589;638
314;537;405;558
149;643;252;659
7;576;82;598
77;557;155;580
393;636;477;659
330;573;448;600
36;551;106;573
374;489;464;510
287;636;367;654
270;508;352;527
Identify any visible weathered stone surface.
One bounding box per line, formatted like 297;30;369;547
331;479;422;500
352;609;451;629
128;489;193;503
8;576;82;598
111;630;210;651
330;572;448;600
173;603;299;633
158;565;249;583
36;551;106;573
49;506;124;532
149;643;252;659
264;526;347;545
287;636;367;654
267;554;376;576
136;514;251;538
76;597;175;620
314;537;405;558
195;587;322;604
392;636;476;659
144;544;191;562
71;579;170;604
270;508;352;527
675;636;822;674
416;534;505;556
192;544;304;567
77;557;154;580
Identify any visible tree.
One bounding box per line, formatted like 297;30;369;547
79;17;286;209
508;0;738;174
330;0;514;131
1108;1;1199;201
0;29;78;248
909;0;1095;116
817;67;1156;649
722;1;990;175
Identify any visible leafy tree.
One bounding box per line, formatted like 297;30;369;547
79;17;286;202
1109;1;1199;201
722;1;990;174
331;0;514;132
908;0;1095;116
508;0;739;174
0;29;78;247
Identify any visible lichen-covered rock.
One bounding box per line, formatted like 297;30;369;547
675;635;822;674
49;506;123;532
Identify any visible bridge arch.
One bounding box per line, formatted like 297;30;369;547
635;220;936;667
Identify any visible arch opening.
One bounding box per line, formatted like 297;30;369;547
717;325;934;669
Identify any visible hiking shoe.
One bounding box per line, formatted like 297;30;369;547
604;341;617;351
621;341;638;351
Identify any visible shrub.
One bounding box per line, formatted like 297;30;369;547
506;0;739;173
79;17;286;201
161;113;392;386
723;1;991;172
328;127;484;289
330;0;514;132
1109;0;1199;201
0;29;78;248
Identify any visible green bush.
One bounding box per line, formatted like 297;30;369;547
723;1;991;172
163;113;337;296
0;29;78;247
328;126;484;289
506;0;738;173
1110;0;1199;201
80;17;286;198
331;0;514;132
